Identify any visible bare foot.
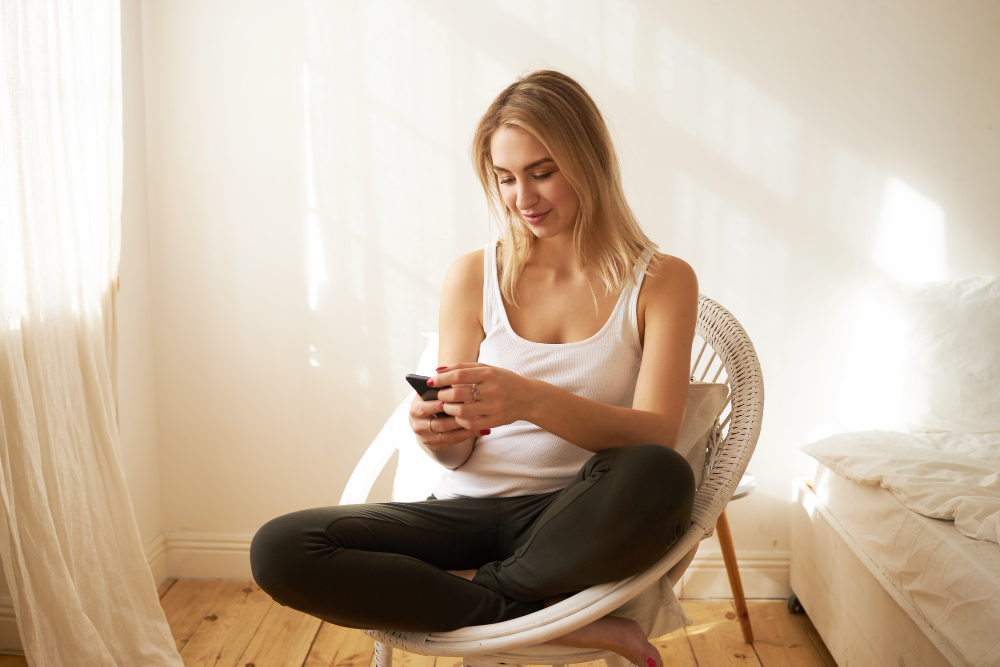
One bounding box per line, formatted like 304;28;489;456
443;577;660;667
547;615;661;667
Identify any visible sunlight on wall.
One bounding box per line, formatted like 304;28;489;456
303;0;512;408
359;0;455;388
303;66;329;316
872;176;947;285
799;142;886;257
826;288;909;432
823;177;947;434
654;24;802;200
672;173;792;331
489;0;638;91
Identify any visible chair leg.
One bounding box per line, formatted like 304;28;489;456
716;508;754;644
374;641;393;667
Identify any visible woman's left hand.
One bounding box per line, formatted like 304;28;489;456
429;363;533;433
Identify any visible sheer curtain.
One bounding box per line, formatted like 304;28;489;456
0;1;182;664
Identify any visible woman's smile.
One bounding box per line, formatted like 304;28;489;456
522;210;551;225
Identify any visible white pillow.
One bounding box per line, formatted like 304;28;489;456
392;334;730;499
884;277;1000;433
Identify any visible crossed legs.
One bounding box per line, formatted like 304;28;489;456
250;444;695;659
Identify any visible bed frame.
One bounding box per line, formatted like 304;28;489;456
789;479;965;667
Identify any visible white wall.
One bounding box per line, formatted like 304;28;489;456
119;0;167;583
133;0;1000;591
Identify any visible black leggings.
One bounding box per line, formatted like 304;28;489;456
250;443;695;632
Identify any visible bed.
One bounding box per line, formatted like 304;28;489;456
791;434;1000;666
790;277;1000;667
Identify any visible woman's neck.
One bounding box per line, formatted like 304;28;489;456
526;235;586;278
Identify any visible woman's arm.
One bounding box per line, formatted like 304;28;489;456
434;256;698;453
407;250;485;469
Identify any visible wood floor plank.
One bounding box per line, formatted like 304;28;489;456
744;601;826;667
179;582;274;667
158;578;178;599
161;579;238;650
235;600;323;667
684;600;761;666
652;622;698;667
306;624;375;667
0;656;28;667
570;659;609;667
794;611;838;667
157;579;838;667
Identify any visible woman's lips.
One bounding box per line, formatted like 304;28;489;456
523;210;550;225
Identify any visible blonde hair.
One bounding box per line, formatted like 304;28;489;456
471;70;658;308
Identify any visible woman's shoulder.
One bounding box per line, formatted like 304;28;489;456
445;248;485;284
441;248;486;304
639;252;698;310
439;249;486;334
644;252;697;288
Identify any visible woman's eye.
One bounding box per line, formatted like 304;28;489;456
498;172;550;185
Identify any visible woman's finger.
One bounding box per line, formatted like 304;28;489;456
421;427;476;450
454;416;492;433
417;399;446;418
435;384;482;404
429;365;489;389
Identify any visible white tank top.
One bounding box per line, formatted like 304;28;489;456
433;241;653;499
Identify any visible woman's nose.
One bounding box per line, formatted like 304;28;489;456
516;182;538;210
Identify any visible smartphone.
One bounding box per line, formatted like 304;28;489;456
406;374;451;417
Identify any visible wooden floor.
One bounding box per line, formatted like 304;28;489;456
157;579;836;667
0;580;836;666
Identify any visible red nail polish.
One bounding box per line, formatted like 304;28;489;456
647;659;655;667
436;366;447;371
426;379;434;386
480;429;491;435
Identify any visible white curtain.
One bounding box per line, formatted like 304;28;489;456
0;1;182;665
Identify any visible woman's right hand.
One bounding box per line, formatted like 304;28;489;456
408;393;479;451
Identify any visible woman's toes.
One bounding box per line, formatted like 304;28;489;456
641;643;662;667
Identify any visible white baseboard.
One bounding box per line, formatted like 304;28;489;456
678;550;791;599
149;531;791;600
162;532;254;580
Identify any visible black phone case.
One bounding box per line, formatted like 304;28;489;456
406;374;450;417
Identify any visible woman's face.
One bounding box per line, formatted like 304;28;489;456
490;126;580;240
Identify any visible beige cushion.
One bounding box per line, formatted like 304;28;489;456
676;382;730;487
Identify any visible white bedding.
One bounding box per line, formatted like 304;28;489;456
803;430;1000;544
803;431;1000;667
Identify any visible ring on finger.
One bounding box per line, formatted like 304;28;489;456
428;417;436;434
470;383;479;400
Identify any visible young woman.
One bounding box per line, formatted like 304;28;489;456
251;70;698;667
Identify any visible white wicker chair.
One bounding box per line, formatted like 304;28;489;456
340;295;764;667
